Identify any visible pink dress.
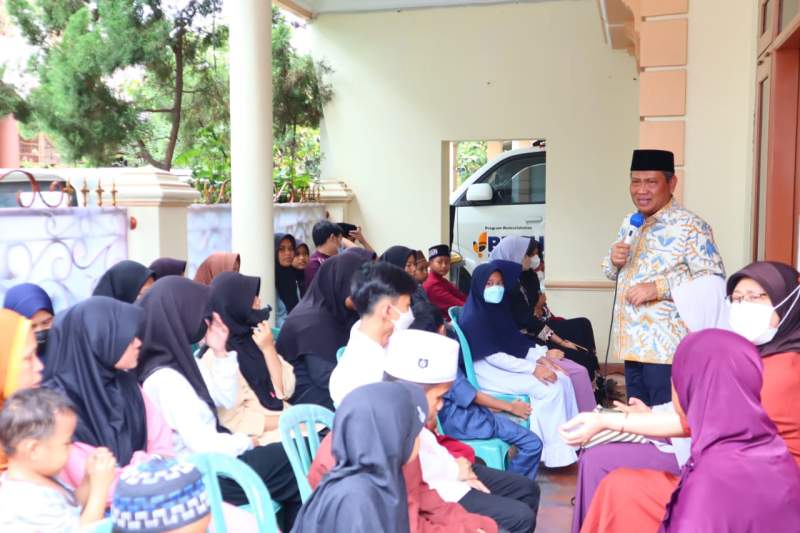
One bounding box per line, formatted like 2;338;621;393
60;390;257;532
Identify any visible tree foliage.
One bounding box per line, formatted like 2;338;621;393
457;141;488;185
6;0;225;168
4;2;333;202
0;67;28;120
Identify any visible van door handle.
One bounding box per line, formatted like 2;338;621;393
525;217;543;223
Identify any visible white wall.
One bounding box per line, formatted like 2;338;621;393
683;0;758;275
311;0;640;356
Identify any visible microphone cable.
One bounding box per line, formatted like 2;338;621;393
602;274;621;381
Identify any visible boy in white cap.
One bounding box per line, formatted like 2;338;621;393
384;329;540;533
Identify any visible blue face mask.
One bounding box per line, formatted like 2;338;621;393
483;285;505;304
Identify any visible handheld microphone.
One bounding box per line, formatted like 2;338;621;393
622;212;646;245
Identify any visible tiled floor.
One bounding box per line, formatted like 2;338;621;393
534;371;626;532
536;464;578;533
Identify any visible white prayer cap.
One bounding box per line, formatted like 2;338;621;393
385;329;459;384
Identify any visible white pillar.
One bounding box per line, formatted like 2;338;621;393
229;0;275;310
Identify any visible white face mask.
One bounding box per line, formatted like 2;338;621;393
729;286;800;345
391;305;415;331
529;255;541;271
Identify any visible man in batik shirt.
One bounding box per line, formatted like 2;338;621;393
602;149;725;405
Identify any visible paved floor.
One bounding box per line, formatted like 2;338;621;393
534;371;626;532
536;464;578;532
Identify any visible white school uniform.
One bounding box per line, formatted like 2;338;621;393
142;350;253;457
329;322;387;405
473;346;579;467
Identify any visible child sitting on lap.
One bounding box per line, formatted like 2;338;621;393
0;388;116;531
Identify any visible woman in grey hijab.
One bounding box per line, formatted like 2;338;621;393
291;381;428;533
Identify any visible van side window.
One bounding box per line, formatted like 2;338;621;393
483;156;545;205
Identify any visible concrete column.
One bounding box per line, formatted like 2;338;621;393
114;167;199;266
229;0;275;309
0;114;20;167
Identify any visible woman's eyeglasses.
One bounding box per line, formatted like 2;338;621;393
726;292;769;305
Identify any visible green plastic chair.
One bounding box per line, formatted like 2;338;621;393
279;404;336;503
336;346;345;362
187;452;280;533
436;417;510;470
272;327;281;339
448;306;530;410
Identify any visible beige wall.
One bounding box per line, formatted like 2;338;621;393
311;0;640;355
311;0;638;358
682;0;758;274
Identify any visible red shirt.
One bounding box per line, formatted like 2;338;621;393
423;271;466;321
308;434;497;533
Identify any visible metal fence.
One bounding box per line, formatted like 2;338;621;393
0;207;129;311
187;203;326;279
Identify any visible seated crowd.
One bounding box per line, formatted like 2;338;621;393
0;214;798;533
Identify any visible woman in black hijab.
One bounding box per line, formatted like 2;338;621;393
291;381;428;533
148;257;187;280
276;253;368;409
136;277;301;524
93;260;155;303
210;272;282;411
275;234;302;327
379;246;416;274
43;296;147;466
379;245;429;304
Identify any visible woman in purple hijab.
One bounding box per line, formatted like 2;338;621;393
574;329;800;532
658;329;800;532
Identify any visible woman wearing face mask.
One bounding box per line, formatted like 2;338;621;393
459;260;580;467
491;237;600;381
559;261;800;532
204;272;294;444
3;283;55;363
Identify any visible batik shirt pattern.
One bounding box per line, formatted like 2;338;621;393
602;199;725;364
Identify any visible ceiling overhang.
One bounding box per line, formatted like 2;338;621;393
275;0;561;19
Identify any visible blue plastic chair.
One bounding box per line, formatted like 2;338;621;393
187;452;280;533
336;346;345;361
436;417;510;470
272;327;281;339
462;438;511;470
279;404;336;503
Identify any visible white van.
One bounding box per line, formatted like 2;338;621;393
449;147;546;292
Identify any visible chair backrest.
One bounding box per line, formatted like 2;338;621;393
448;306;480;389
279;404;336;503
187;452;279;533
272;327;281;340
336;346;345;362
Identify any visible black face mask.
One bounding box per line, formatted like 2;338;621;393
191;316;210;345
35;329;49;359
247;305;271;326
